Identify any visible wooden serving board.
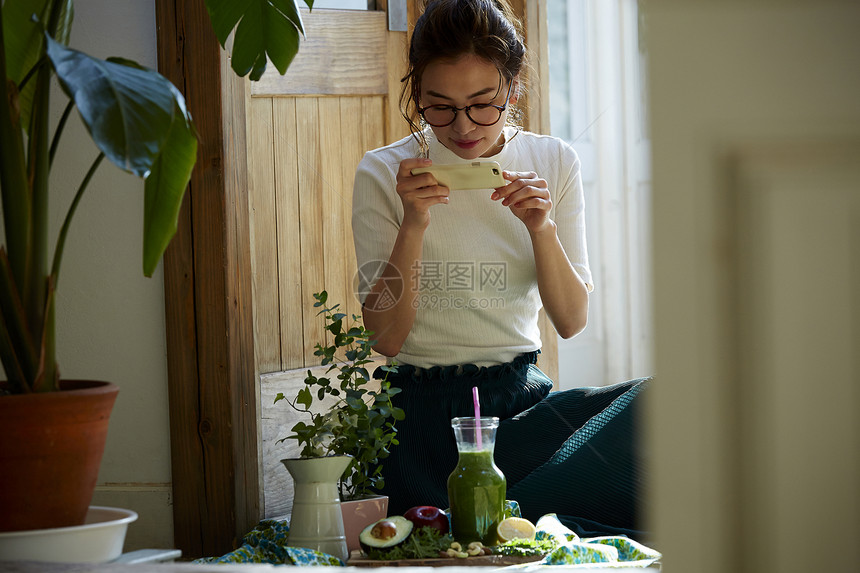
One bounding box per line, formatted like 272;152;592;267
347;552;546;568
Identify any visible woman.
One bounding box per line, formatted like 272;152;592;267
352;0;647;539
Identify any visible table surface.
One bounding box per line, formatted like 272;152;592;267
0;563;660;573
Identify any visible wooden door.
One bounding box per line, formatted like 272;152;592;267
248;7;403;376
250;5;408;519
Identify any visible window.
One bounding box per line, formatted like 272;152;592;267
549;0;653;388
311;0;373;9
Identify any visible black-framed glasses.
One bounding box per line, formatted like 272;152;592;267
417;79;514;128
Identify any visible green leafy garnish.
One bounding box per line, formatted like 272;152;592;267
366;526;454;560
492;537;558;557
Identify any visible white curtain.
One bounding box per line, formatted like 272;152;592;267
548;0;653;389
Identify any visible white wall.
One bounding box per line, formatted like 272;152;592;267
49;0;173;551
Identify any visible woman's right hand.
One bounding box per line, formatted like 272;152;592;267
362;158;444;356
396;158;449;230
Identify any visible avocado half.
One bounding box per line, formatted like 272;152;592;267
359;515;414;553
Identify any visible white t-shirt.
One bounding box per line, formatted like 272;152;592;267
352;127;592;368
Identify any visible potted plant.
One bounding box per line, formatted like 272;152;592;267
275;291;403;553
0;0;312;534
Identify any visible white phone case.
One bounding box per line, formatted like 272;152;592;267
412;161;505;190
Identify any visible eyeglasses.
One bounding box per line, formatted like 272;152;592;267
417;79;514;128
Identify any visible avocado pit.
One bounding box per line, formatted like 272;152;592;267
359;515;414;553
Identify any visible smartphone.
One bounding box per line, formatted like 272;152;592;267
411;161;506;190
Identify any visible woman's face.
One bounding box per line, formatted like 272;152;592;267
419;54;518;160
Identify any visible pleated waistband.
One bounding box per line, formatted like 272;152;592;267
376;350;541;385
374;351;551;421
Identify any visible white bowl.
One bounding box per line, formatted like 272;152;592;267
0;506;138;563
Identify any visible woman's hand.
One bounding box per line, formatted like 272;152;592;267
362;158;446;356
494;170;588;338
492;171;553;235
396;158;449;230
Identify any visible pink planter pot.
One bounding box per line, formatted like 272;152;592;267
340;495;388;554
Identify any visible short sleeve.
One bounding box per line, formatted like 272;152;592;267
351;152;403;304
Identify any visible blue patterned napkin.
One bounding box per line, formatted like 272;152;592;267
195;503;660;568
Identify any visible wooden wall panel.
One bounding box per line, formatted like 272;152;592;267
157;0;259;554
249;95;389;373
250;94;392;518
361;97;386;154
339;97;367;322
222;55;261;546
273;99;304;371
319;97;351;325
251;10;388;97
259;368;316;520
295;98;327;366
385;17;410;143
248;98;281;373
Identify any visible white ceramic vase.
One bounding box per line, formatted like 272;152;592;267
281;456;351;563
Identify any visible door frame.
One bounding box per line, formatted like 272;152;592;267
156;0;257;556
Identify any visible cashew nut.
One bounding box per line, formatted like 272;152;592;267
467;542;484;556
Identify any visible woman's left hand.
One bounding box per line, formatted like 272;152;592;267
492;171;553;234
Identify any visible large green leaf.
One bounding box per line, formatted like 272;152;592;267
33;277;58;393
2;0;74;132
142;100;197;277
204;0;254;46
51;0;74;46
43;40;197;277
45;36;177;177
204;0;311;80
230;0;265;79
0;249;37;381
263;0;301;76
58;53;198;278
0;309;28;393
2;0;51;84
0;38;32;288
0;249;34;393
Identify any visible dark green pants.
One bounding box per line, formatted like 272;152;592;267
373;352;649;540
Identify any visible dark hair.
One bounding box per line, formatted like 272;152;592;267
401;0;527;149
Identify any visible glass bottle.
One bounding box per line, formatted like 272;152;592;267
447;416;506;545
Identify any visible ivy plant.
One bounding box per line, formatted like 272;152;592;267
275;291;405;501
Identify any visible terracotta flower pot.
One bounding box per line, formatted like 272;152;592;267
341;495;388;554
0;380;119;532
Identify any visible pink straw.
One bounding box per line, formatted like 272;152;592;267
472;386;482;450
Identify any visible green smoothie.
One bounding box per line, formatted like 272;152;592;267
447;449;506;545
